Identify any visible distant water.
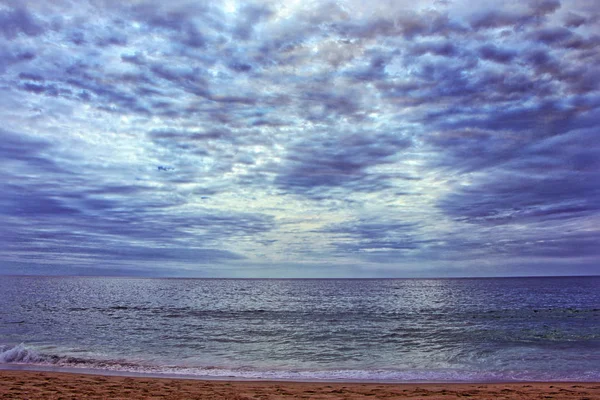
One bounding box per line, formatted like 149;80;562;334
1;276;599;382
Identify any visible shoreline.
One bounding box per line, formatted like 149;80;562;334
2;363;596;384
1;370;599;399
2;362;599;384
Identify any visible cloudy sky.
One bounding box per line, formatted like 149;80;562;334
1;0;599;277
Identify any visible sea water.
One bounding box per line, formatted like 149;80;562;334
1;276;599;382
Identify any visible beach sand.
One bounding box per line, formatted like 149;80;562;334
0;370;598;399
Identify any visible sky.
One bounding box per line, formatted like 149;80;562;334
0;0;599;278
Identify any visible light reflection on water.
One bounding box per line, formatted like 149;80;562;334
1;276;599;381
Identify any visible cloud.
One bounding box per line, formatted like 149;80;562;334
1;0;599;276
275;131;413;197
0;44;36;72
531;0;562;16
437;125;600;227
0;129;67;174
531;26;573;45
563;11;587;28
232;3;274;40
478;44;517;63
469;0;560;30
319;219;428;259
0;5;44;39
0;125;275;270
503;230;600;258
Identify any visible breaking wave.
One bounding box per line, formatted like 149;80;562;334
1;344;599;383
0;344;45;363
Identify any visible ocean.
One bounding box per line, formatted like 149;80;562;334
1;276;599;382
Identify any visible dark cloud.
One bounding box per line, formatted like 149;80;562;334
149;128;231;142
299;86;367;120
321;219;418;243
478;44;517;63
0;45;36;72
317;219;433;263
531;26;573;45
426;129;519;173
233;3;274;40
3;237;245;265
433;98;595;139
1;184;80;218
439;175;598;225
227;61;253;73
120;52;146;65
0;6;44;39
128;2;225;51
275;132;412;196
333;10;467;41
502;230;600;258
0;129;66;173
437;125;600;226
564;11;587;28
411;40;459;57
149;64;210;97
470;10;534;30
94;29;128;47
530;0;561;16
0;128;50;157
470;0;560;30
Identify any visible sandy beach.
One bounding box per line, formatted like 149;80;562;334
0;370;598;399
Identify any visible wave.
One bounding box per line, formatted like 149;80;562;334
0;344;141;370
1;344;599;383
0;344;46;363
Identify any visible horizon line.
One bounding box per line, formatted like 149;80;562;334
1;274;598;280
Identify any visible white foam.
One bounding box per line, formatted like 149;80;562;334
1;344;598;383
0;344;43;363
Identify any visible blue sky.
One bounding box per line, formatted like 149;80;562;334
1;0;599;277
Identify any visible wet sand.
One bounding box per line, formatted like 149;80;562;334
0;370;598;399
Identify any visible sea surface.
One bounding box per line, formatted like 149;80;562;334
1;276;599;382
